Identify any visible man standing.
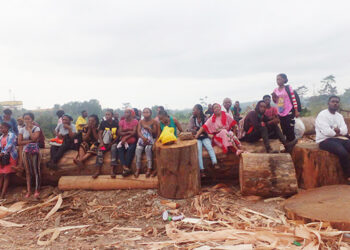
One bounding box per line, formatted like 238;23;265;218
75;110;88;132
232;101;242;122
316;96;350;179
222;98;233;118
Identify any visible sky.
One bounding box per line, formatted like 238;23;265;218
0;0;350;110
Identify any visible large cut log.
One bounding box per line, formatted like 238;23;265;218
284;185;350;230
58;175;158;190
202;140;283;180
239;153;298;198
156;140;200;199
291;143;346;189
300;117;316;135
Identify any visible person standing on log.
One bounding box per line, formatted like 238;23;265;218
241;100;290;153
158;110;183;137
74;115;100;170
222;98;234;118
135;108;160;178
18;113;42;198
116;109;138;177
94;109;119;179
190;104;218;177
316;96;350;180
47;115;77;170
75;110;88;133
196;103;243;155
0;122;17;198
271;73;299;145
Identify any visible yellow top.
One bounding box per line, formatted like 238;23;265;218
75;116;87;132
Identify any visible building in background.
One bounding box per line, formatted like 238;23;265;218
0;101;23;110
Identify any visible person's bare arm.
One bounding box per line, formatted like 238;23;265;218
98;130;104;147
195;127;205;139
18;134;31;146
174;119;183;133
82;128;91;142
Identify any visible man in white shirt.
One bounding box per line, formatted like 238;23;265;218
222;98;234;118
316;96;350;178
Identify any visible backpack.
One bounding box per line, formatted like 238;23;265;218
285;85;302;113
33;122;46;148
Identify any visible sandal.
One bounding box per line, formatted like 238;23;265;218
122;168;132;177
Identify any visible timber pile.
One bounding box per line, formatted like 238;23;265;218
291;143;346;189
239;153;298;197
156;140;200;199
284;185;350;230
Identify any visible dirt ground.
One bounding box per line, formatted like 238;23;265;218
0;182;284;250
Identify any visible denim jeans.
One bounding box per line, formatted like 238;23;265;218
197;138;217;170
118;143;137;168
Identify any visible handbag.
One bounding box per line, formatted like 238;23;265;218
24;143;40;154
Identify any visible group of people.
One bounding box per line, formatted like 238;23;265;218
0;73;349;199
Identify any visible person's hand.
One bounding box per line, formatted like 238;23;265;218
295;110;300;118
334;127;340;135
26;122;34;130
121;137;127;144
194;133;199;139
63;124;71;130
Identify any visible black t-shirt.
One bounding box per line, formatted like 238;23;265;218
99;120;119;131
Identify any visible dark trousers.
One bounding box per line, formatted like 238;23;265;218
242;125;286;149
319;138;350;177
50;137;75;163
279;112;296;142
95;148;108;167
118;143;137;168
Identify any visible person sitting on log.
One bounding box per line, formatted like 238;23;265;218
158;110;183;137
18;112;42;198
222;98;234;118
115;109;138;177
205;104;214;117
190;104;218;177
241;100;290;153
56;110;65;126
47;114;77;170
75;110;88;133
316;96;350;180
196;103;243;155
271;73;299;145
135;108;160;178
0;109;19;136
94;109;119;179
154;106;165;123
74;114;99;170
0;122;18;198
232;101;242;123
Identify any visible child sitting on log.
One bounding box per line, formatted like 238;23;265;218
158;110;183;137
135;108;160;178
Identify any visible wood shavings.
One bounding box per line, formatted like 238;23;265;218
0;219;25;228
37;225;90;246
44;194;63;220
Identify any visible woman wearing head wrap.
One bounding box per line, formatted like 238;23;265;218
195;103;242;155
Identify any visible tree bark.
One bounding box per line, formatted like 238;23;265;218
239;153;298;197
58;175;158;191
291;143;346;189
156;140;200;199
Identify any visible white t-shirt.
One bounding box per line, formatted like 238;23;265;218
222;106;233;118
315;109;348;143
55;123;76;136
19;126;41;140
